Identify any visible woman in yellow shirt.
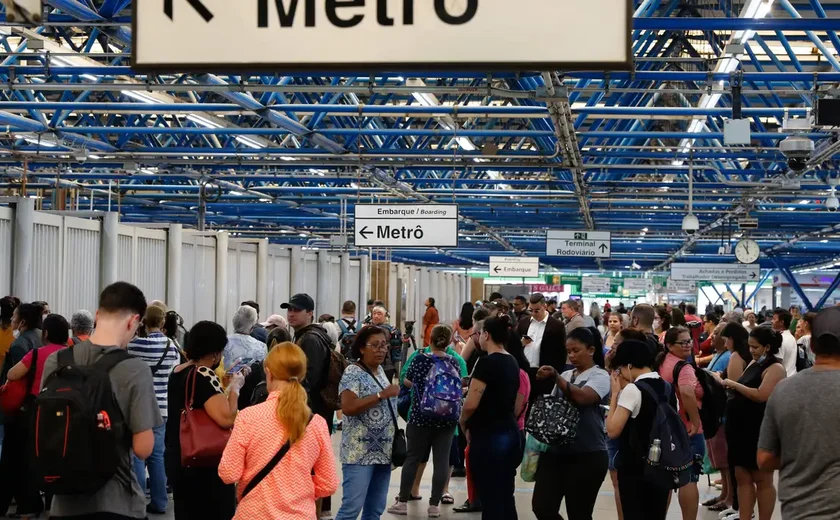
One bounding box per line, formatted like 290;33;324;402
0;297;20;371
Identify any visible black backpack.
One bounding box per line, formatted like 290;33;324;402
32;348;131;495
672;361;727;438
796;342;814;372
636;380;694;490
338;319;358;360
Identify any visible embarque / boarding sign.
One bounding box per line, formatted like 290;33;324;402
546;230;612;258
354;204;458;248
489;257;540;278
133;0;632;70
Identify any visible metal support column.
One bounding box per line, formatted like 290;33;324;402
11;197;35;302
339;253;351;313
815;272;840;310
215;231;229;329
317;251;331;316
710;284;726;305
725;284;742;308
166;224;183;311
290;246;304;296
359;255;371;312
769;256;814;311
745;270;773;308
100;212;119;292
256;238;269;312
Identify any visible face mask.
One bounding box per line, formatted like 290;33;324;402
12;330;20;339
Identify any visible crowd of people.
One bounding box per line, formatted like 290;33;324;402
0;285;837;520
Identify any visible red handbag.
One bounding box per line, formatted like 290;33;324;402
179;366;231;467
0;348;38;416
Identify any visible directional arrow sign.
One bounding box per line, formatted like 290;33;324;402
489;257;540;278
354;204;458;248
582;276;612;294
670;263;761;282
546;230;612;258
163;0;214;22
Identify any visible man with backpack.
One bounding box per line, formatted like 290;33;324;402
36;282;161;520
338;300;358;360
369;305;403;382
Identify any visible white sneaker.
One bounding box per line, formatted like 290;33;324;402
387;500;407;516
428;505;441;518
723;512;754;520
719;508;736;519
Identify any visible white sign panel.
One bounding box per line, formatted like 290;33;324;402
666;279;697;293
582;277;611;294
489;257;540;278
354;204;458;248
134;0;631;69
624;278;653;293
546;230;612;258
670;263;760;282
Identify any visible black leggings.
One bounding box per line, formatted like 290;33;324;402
617;469;669;520
0;416;43;516
532;451;609;520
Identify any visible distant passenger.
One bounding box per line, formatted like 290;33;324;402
224;306;268;371
422;298;440;348
260;314;289;335
796;312;816;363
0;297;18;376
69;309;94;346
369;305;402;382
758;306;840;520
41;283;161;520
338;301;357;345
546;299;558;316
127;304;180;515
629;303;663;357
772;309;797;377
512;295;530;322
241;300;268;343
788;305;802;335
560;299;585;334
283;293;336;518
580;301;596;328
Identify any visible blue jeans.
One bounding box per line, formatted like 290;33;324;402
689;433;706;484
335;463;391;520
133;423;167;511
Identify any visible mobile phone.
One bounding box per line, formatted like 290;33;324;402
226;357;254;376
522;335;533;343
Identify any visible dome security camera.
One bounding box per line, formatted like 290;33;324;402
780;135;814;172
682;213;700;235
828;187;839;212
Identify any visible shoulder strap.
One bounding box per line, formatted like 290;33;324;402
356;362;399;430
26;347;39;390
57;347;75;369
92;348;133;374
151;340;171;375
635;379;667;405
672;360;687;388
240;414;314;501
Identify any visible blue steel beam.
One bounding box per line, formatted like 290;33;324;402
701;287;722;305
815;272;840;310
724;284;742;308
633;17;840;31
745;270;773;308
769;256;815;311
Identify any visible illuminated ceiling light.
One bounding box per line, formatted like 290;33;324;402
298;233;307;237
799;199;810;205
642;227;649;232
89;154;101;159
187;114;223;129
235;136;265;149
121;90;164;104
821;239;829;243
786;207;796;211
350;183;360;189
456;137;478;151
229;190;246;196
259;198;272;203
19;135;59;147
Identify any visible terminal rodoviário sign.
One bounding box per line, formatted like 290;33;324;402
546;230;612;258
354;204;458;248
133;0;631;69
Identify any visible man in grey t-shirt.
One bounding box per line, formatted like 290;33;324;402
758;307;840;520
41;283;162;519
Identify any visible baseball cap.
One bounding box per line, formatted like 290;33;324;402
260;314;287;329
812;307;840;342
280;293;315;312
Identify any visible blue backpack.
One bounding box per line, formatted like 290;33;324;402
636;380;694;490
419;354;463;421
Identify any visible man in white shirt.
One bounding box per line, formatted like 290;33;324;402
525;298;549;368
773;308;798;377
517;293;567;408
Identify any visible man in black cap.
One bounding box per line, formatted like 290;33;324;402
758;306;840;520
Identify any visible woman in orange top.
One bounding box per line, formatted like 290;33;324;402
218;341;338;520
423;298;440;348
452;302;475;354
0;297;19;370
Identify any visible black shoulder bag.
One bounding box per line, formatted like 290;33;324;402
357;363;407;468
151;340;171;376
240;414;314;500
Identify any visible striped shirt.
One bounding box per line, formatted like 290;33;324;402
127;333;180;419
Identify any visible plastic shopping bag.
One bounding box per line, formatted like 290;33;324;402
520;434;549;483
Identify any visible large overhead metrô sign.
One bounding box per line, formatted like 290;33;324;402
132;0;632;70
546;230;612;258
670;263;761;282
489;257;540;278
354;204;458;248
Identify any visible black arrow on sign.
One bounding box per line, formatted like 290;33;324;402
493;266;501;274
359;226;372;240
599;244;609;253
164;0;214;22
750;271;757;279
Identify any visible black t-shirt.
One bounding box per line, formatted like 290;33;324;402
466;352;520;433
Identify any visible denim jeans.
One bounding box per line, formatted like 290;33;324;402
335;464;392;520
469;426;521;520
133;423;167;511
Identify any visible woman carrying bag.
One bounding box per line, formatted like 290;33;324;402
218;342;338;519
166;321;246;520
335;326;401;520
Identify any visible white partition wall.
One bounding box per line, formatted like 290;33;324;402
267;245;291;314
0;208;13;297
226;242;259;329
302;253;319;300
62;216;101;318
117;225;167;304
181;232;217;328
349;259;362;318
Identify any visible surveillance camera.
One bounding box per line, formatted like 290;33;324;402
682;213;700;235
827;196;839;212
780;135;814;172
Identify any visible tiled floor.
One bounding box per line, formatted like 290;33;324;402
14;433;783;520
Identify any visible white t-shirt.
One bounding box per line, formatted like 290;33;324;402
525;314;549;368
781;330;797;377
617;372;662;419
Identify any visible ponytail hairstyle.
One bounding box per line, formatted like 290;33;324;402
264;342;311;445
568;327;606;368
482;315;511;345
430;324;453;351
749;327;783;361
